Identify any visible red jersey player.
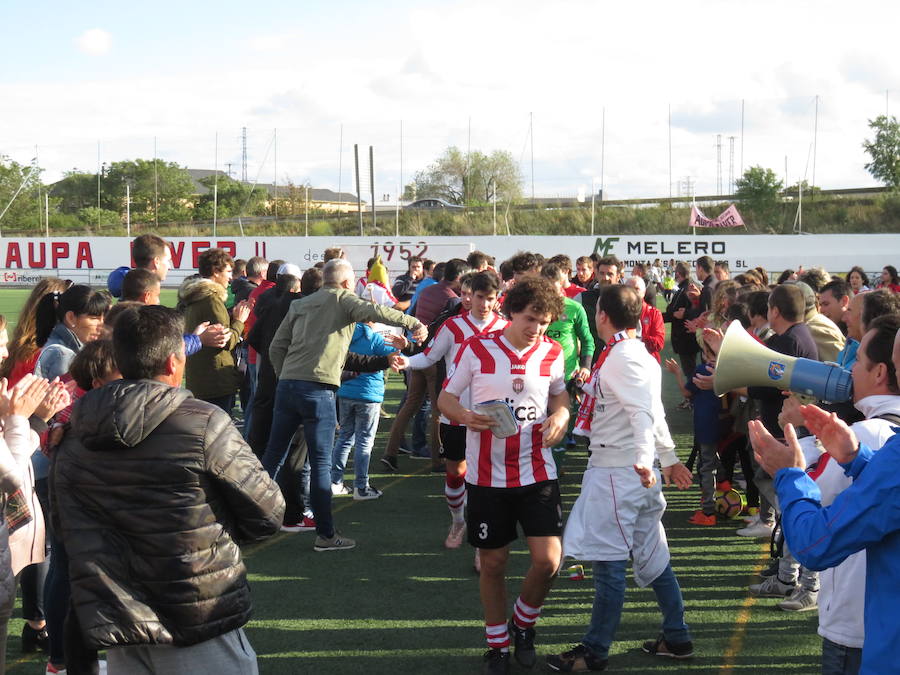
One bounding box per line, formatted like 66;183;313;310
408;271;507;550
439;276;570;675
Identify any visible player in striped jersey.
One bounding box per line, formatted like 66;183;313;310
408;271;508;550
439;276;570;675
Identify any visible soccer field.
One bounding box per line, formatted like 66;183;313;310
0;287;823;674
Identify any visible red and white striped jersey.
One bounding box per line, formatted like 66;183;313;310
409;311;507;424
444;331;566;488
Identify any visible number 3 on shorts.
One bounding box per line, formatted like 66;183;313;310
478;522;489;540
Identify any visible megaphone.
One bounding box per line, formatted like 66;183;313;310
713;320;852;402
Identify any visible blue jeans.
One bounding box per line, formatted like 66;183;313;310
242;361;258;440
261;380;338;537
821;638;861;675
583;561;690;659
331;398;381;490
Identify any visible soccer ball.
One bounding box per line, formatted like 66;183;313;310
715;488;746;519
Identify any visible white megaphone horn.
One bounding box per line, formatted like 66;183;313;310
713;320;852;402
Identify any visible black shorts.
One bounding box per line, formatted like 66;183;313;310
466;480;563;549
439;423;467;462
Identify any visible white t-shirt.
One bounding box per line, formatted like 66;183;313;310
444;331;566;488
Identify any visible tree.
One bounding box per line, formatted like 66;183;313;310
0;155;43;230
102;159;195;220
194;174;269;220
402;147;523;205
734;165;783;225
863;115;900;189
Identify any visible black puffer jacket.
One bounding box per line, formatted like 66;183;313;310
51;379;285;649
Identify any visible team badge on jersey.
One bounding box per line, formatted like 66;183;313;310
512;377;524;394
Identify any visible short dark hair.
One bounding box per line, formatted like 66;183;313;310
266;260;286;283
821;278;851;302
497;260;513;282
596;255;620;270
198;248;234;278
35;285;112;347
113;305;184;380
423;259;435;273
470;270;500;295
442;258;470;283
509;251;541;275
884;265;900;285
69;339;117;391
540;263;566;283
300;267;323;295
548;254;573;274
695;256;714;274
863;314;900;394
104;301;143;330
674;262;690;280
407;256;423;270
863;289;900;332
232;259;247;277
777;269;796;285
121;268;160;302
432;262;447;282
747;291;770;320
502;276;564;321
799;267;830;293
576;255;593;268
246;256;267;278
598;285;642;330
715;260;730;273
132;234;168;269
725;302;751;329
467;251;492;270
768;284;805;323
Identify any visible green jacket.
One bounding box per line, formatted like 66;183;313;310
270;285;420;387
179;277;245;400
545;296;594;379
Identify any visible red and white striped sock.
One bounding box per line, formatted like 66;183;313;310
512;597;542;629
485;622;510;651
445;473;466;524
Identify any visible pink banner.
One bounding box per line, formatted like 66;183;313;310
689;204;745;228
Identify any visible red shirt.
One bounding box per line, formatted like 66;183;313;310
564;283;586;299
639;302;665;363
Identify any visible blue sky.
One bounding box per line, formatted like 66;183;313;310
1;0;897;199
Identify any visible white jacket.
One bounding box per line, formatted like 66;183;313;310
588;339;679;471
797;394;900;649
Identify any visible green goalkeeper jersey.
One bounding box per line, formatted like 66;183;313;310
545;297;594;379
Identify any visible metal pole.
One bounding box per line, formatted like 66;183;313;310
305;186;309;236
492;182;497;236
529;112;535;203
740;99;745;177
369;146;376;229
126;183;131;237
354;144;363;235
591;177;595;235
45;192;49;238
153;136;159;229
668;104;672;198
213;132;218;237
600;107;605;209
97;141;101;228
274;127;278;222
338;124;343;201
812;95;818;189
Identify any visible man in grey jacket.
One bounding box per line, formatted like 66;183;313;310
263;258;427;551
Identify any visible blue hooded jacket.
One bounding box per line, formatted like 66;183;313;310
775;428;900;674
338;324;396;403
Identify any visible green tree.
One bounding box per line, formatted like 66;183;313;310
0;155;43;230
194;174;269;219
402;147;523;205
863;115;900;188
734;165;783;226
51;171;98;213
102;159;195;219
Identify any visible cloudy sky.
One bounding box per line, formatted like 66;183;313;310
1;0;897;200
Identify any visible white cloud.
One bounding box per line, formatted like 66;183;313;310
75;28;112;56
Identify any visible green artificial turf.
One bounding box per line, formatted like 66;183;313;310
0;287;823;674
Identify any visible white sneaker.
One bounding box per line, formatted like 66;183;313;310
445;521;466;549
353;485;383;501
749;575;796;597
736;521;774;538
778;587;818;612
742;513;760;525
331;482;351;496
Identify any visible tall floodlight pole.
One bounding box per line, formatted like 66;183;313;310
591;176;596;235
213;132;218;237
354;144;363;235
153;137;159;228
126;183;131;237
668;104;672;198
369;146;376;228
812;95;818;189
530;112;535;203
600;107;605;209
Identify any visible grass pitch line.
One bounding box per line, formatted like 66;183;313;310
719;542;770;674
